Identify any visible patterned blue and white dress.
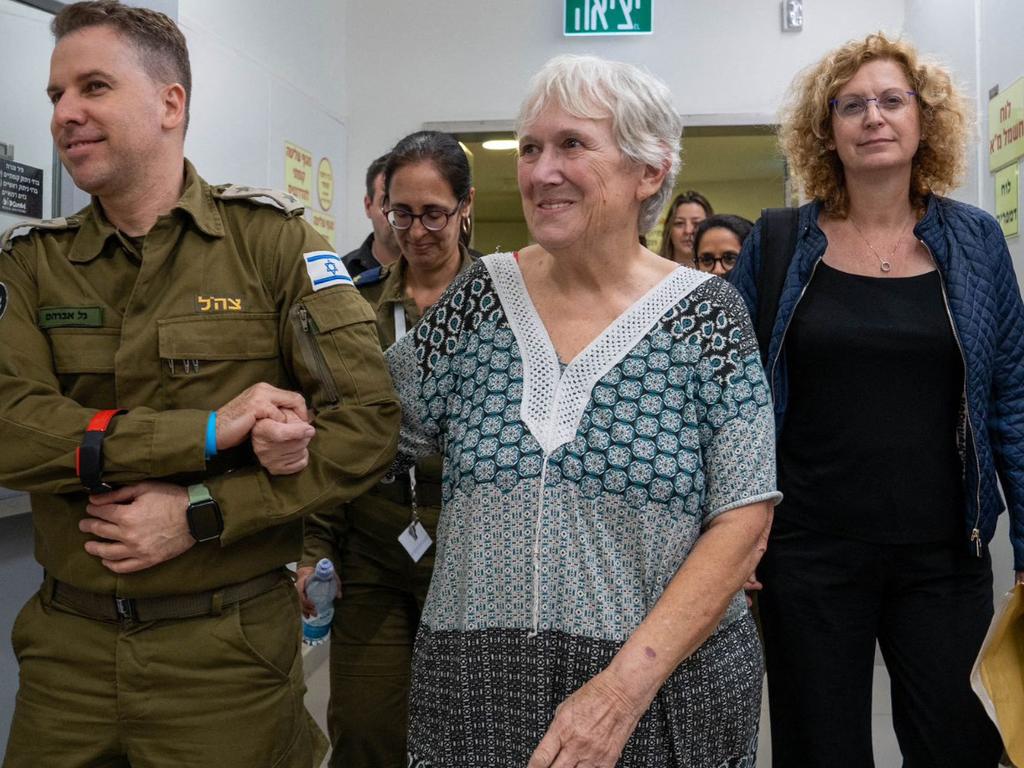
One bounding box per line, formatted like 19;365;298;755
387;253;781;767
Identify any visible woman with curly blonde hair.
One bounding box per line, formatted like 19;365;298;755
730;32;1023;767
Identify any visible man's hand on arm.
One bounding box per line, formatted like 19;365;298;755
216;382;309;451
253;410;315;475
81;481;194;573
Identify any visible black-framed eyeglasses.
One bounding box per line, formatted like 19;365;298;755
384;200;464;232
695;253;738;271
830;89;917;120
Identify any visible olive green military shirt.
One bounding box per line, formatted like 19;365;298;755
301;246;475;566
0;160;400;597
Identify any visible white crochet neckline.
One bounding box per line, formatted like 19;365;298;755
483;252;711;455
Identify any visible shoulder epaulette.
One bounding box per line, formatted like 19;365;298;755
1;217;80;252
212;185;305;217
354;266;386;288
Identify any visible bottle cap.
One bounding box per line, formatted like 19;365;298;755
314;558;334;580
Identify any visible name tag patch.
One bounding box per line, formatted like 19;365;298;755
303;251;352;292
38;306;103;328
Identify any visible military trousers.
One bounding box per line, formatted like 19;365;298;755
326;498;438;768
3;575;325;768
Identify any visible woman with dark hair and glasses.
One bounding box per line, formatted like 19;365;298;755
299;130;476;768
730;32;1024;767
658;190;713;264
692;214;753;276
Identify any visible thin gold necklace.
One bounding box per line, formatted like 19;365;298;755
847;216;911;273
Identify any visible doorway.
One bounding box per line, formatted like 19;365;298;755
450;124;786;255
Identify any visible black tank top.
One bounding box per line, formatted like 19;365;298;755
777;262;964;543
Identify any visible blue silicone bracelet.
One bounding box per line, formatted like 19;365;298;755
205;411;218;458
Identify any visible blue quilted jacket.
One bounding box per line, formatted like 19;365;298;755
730;196;1024;570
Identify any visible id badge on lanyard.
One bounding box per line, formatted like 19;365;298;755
394;303;433;562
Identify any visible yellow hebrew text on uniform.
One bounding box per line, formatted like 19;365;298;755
195;296;243;312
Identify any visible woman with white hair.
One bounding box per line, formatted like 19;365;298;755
388;54;779;767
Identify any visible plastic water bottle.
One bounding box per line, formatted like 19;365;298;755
302;558;336;646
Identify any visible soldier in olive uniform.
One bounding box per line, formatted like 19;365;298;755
0;3;399;767
299;131;476;768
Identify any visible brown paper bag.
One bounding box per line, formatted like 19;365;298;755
971;583;1024;767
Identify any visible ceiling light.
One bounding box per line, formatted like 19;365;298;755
482;139;519;151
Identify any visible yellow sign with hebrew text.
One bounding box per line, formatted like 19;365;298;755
284;141;313;205
989;78;1024;172
995;164;1019;238
311;210;336;248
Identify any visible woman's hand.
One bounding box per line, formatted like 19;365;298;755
526;671;646;768
742;572;763;607
527;500;773;767
743;508;773;606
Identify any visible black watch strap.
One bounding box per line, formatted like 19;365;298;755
76;409;126;493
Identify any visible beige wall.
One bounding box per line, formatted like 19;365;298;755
474;221;532;256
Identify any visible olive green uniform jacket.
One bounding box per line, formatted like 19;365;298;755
301;246;475;566
0;160;400;598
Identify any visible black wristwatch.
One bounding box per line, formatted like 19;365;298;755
186;483;223;543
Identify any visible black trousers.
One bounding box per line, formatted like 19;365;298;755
758;517;1003;768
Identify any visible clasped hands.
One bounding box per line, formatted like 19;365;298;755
79;383;315;573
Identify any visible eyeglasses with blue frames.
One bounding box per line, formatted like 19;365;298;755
830;89;917;120
384;200;464;232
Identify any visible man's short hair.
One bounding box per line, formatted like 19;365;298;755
364;154;389;200
52;0;192;132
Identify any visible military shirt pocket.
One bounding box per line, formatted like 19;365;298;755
48;328;120;403
157;313;281;409
290;290;386;409
49;328;119;373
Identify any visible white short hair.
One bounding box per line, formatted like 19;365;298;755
515;54;682;234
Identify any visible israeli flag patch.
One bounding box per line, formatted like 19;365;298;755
303;251;352;292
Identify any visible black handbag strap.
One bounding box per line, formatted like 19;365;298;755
755;207;801;366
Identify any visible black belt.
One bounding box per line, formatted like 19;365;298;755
47;570;287;623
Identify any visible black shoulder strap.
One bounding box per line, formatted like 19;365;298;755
755;207;800;366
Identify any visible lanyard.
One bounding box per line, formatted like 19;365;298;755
393;302;407;340
393;302;420;526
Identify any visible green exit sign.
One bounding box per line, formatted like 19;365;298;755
564;0;652;35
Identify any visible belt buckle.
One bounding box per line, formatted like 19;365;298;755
115;597;137;622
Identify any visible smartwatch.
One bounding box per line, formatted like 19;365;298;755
186;483;223;543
